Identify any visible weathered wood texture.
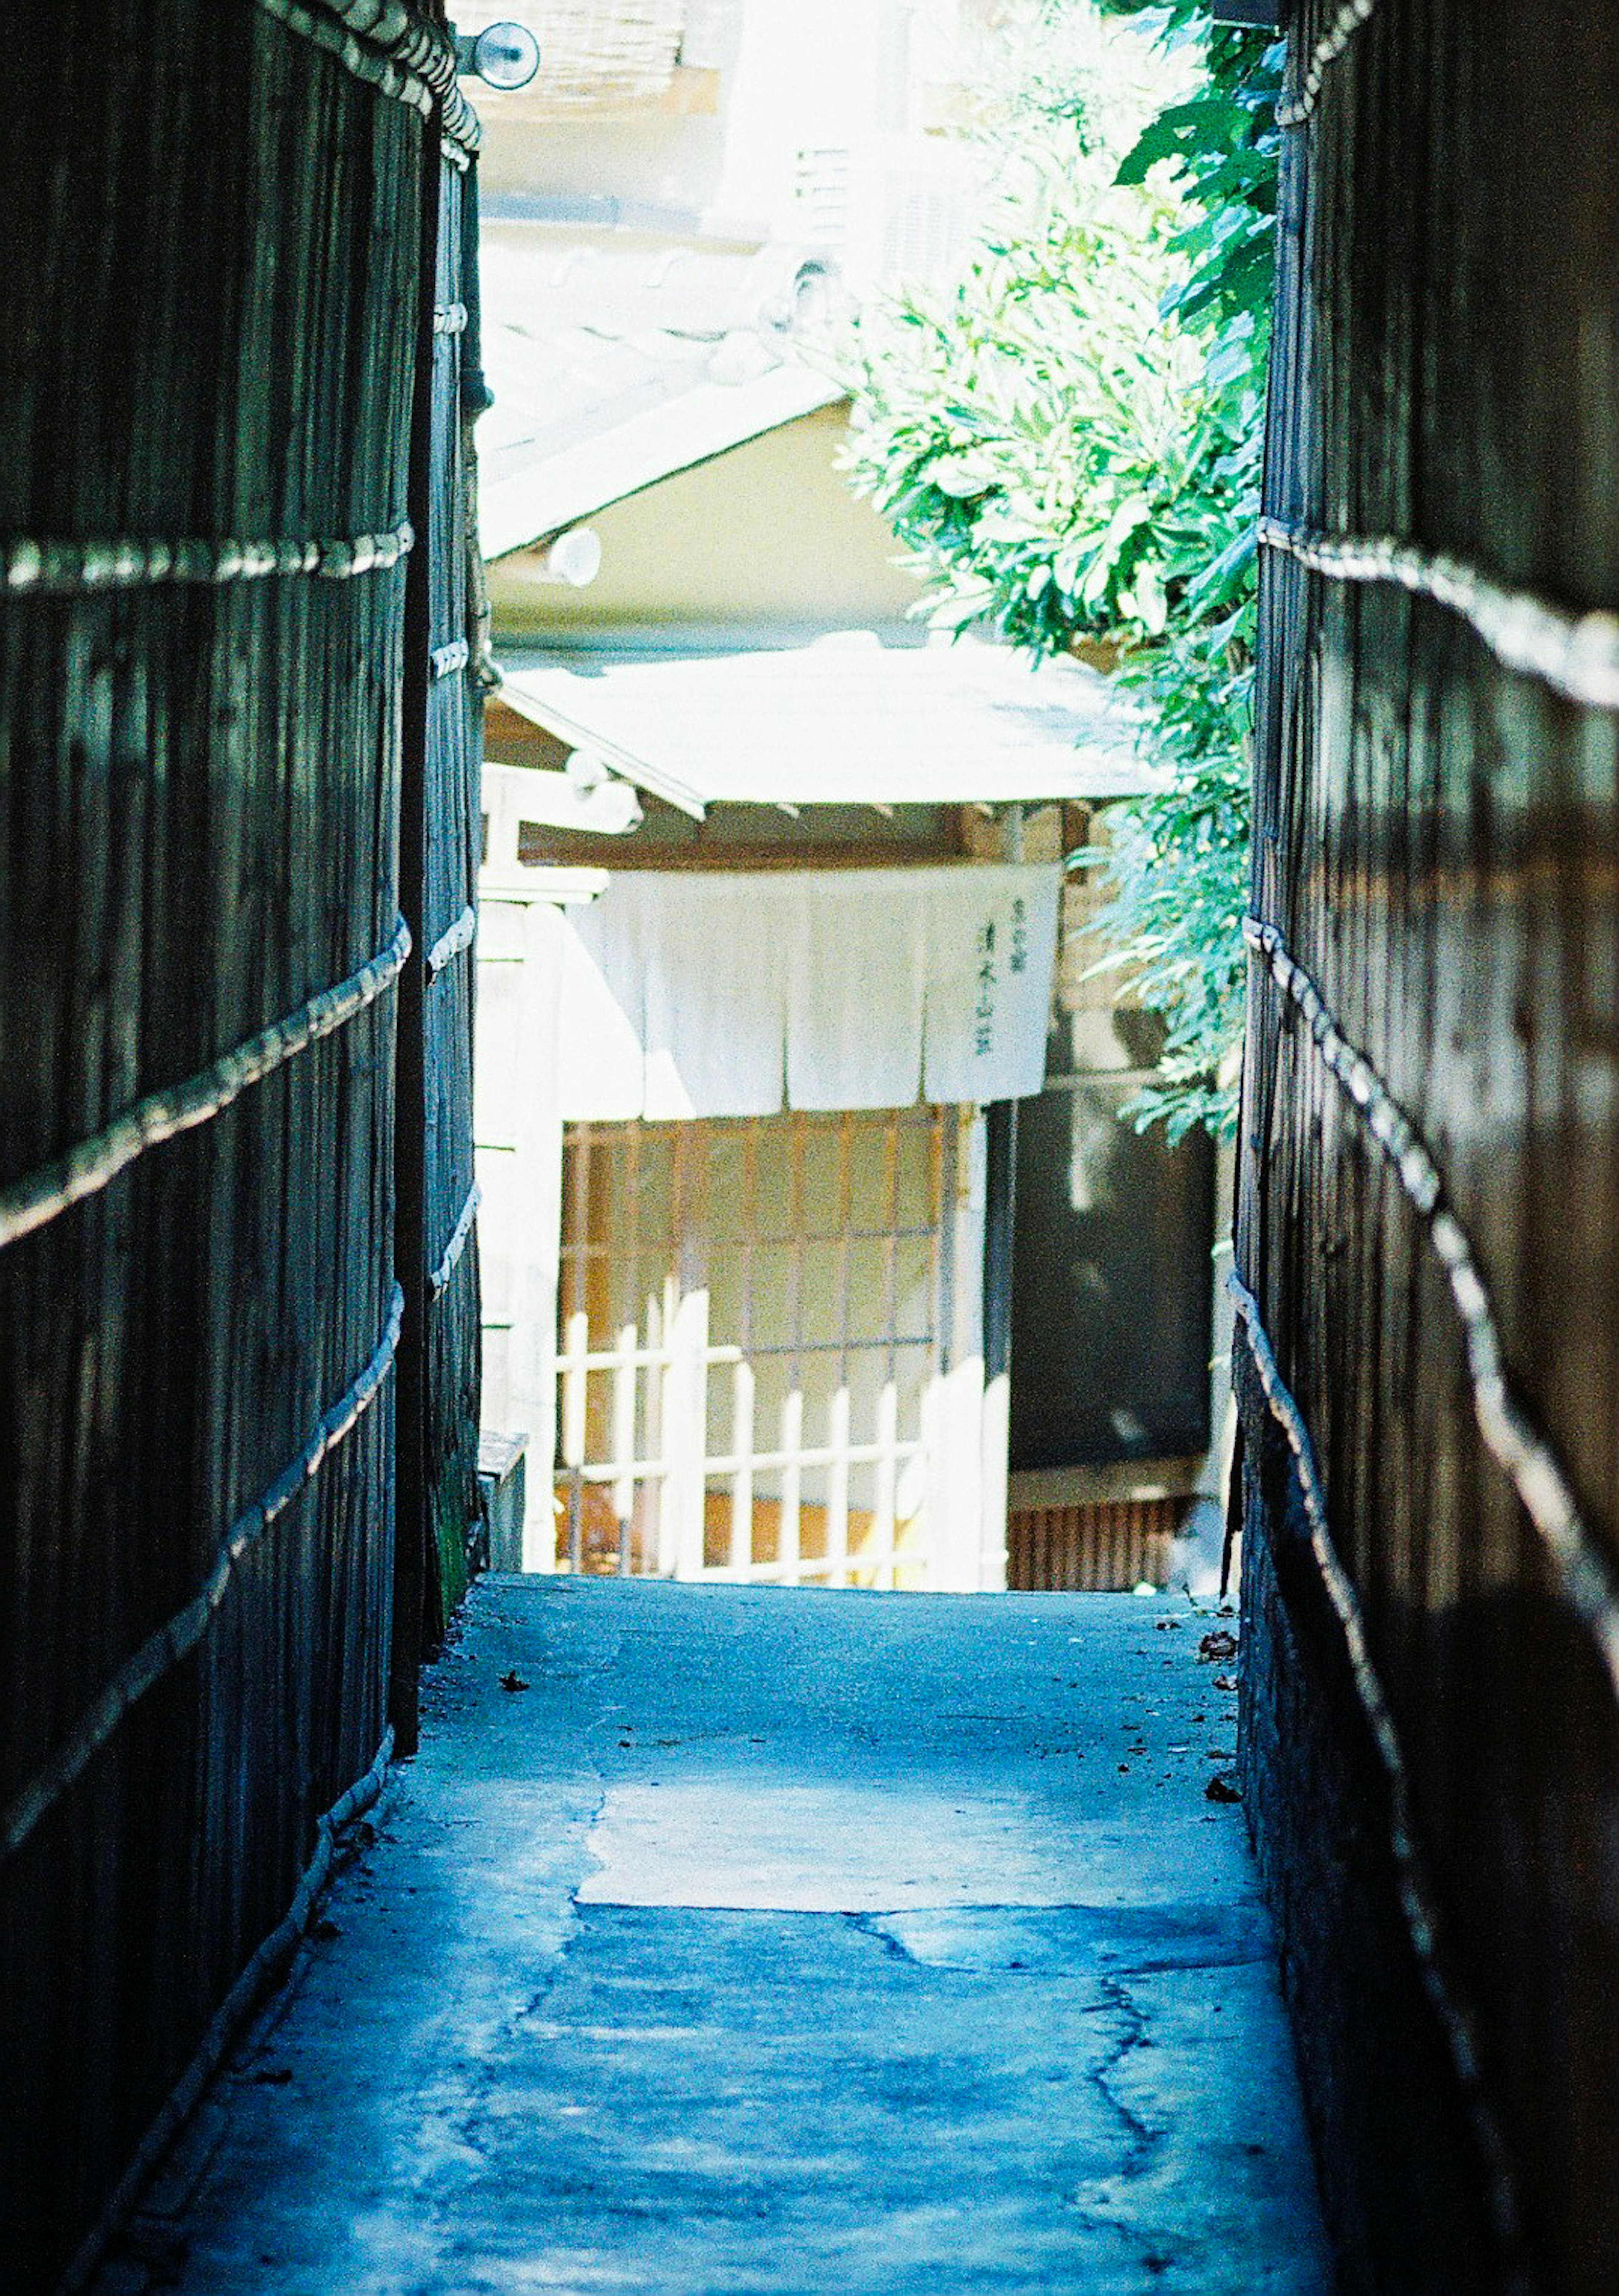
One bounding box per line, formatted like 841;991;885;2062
1005;1498;1184;1593
0;6;476;2287
1240;8;1619;2293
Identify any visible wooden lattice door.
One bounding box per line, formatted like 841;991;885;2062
556;1109;960;1586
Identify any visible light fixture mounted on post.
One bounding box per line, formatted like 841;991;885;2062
452;22;542;90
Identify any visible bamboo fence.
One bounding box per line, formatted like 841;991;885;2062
411;152;486;1674
1241;7;1619;2292
0;4;480;2285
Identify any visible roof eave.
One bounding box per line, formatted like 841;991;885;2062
479;374;846;565
493;684;711;819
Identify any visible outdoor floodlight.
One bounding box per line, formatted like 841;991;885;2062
565;749;610;794
549;756;644;834
454;22;542;89
522;528;604;589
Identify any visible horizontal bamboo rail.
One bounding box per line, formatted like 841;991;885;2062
1245;914;1619;1691
0;920;412;1251
2;1287;405;1863
251;0;481;154
1;522;414;596
56;1726;397;2296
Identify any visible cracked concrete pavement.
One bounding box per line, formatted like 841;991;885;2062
93;1579;1332;2295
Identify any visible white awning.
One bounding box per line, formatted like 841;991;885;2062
553;864;1062;1120
495;633;1156;816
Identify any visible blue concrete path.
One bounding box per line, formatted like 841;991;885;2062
96;1580;1332;2295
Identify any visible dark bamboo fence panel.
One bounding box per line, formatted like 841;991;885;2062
1240;8;1619;2292
0;5;475;2286
390;147;484;1749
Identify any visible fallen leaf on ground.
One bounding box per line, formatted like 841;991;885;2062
498;1670;529;1693
1197;1630;1239;1663
1214;1674;1238;1692
1206;1772;1242;1803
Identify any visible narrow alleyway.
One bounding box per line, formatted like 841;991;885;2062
99;1583;1330;2295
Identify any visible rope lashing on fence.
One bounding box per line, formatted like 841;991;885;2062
1276;0;1377;129
254;0;430;113
430;636;471;680
0;917;411;1253
0;522;413;598
300;0;463;103
1258;517;1619;712
425;902;476;977
251;0;481;158
433;302;469;336
430;1184;481;1299
0;1288;403;1868
1228;1275;1533;2288
1245;914;1619;1698
56;1723;395;2296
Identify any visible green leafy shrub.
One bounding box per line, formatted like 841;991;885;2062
837;2;1279;1140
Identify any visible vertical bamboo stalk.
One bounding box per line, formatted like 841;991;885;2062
388;124;445;1755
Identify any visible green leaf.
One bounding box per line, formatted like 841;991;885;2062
834;0;1275;1141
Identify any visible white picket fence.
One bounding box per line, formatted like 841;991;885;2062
554;1299;927;1587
